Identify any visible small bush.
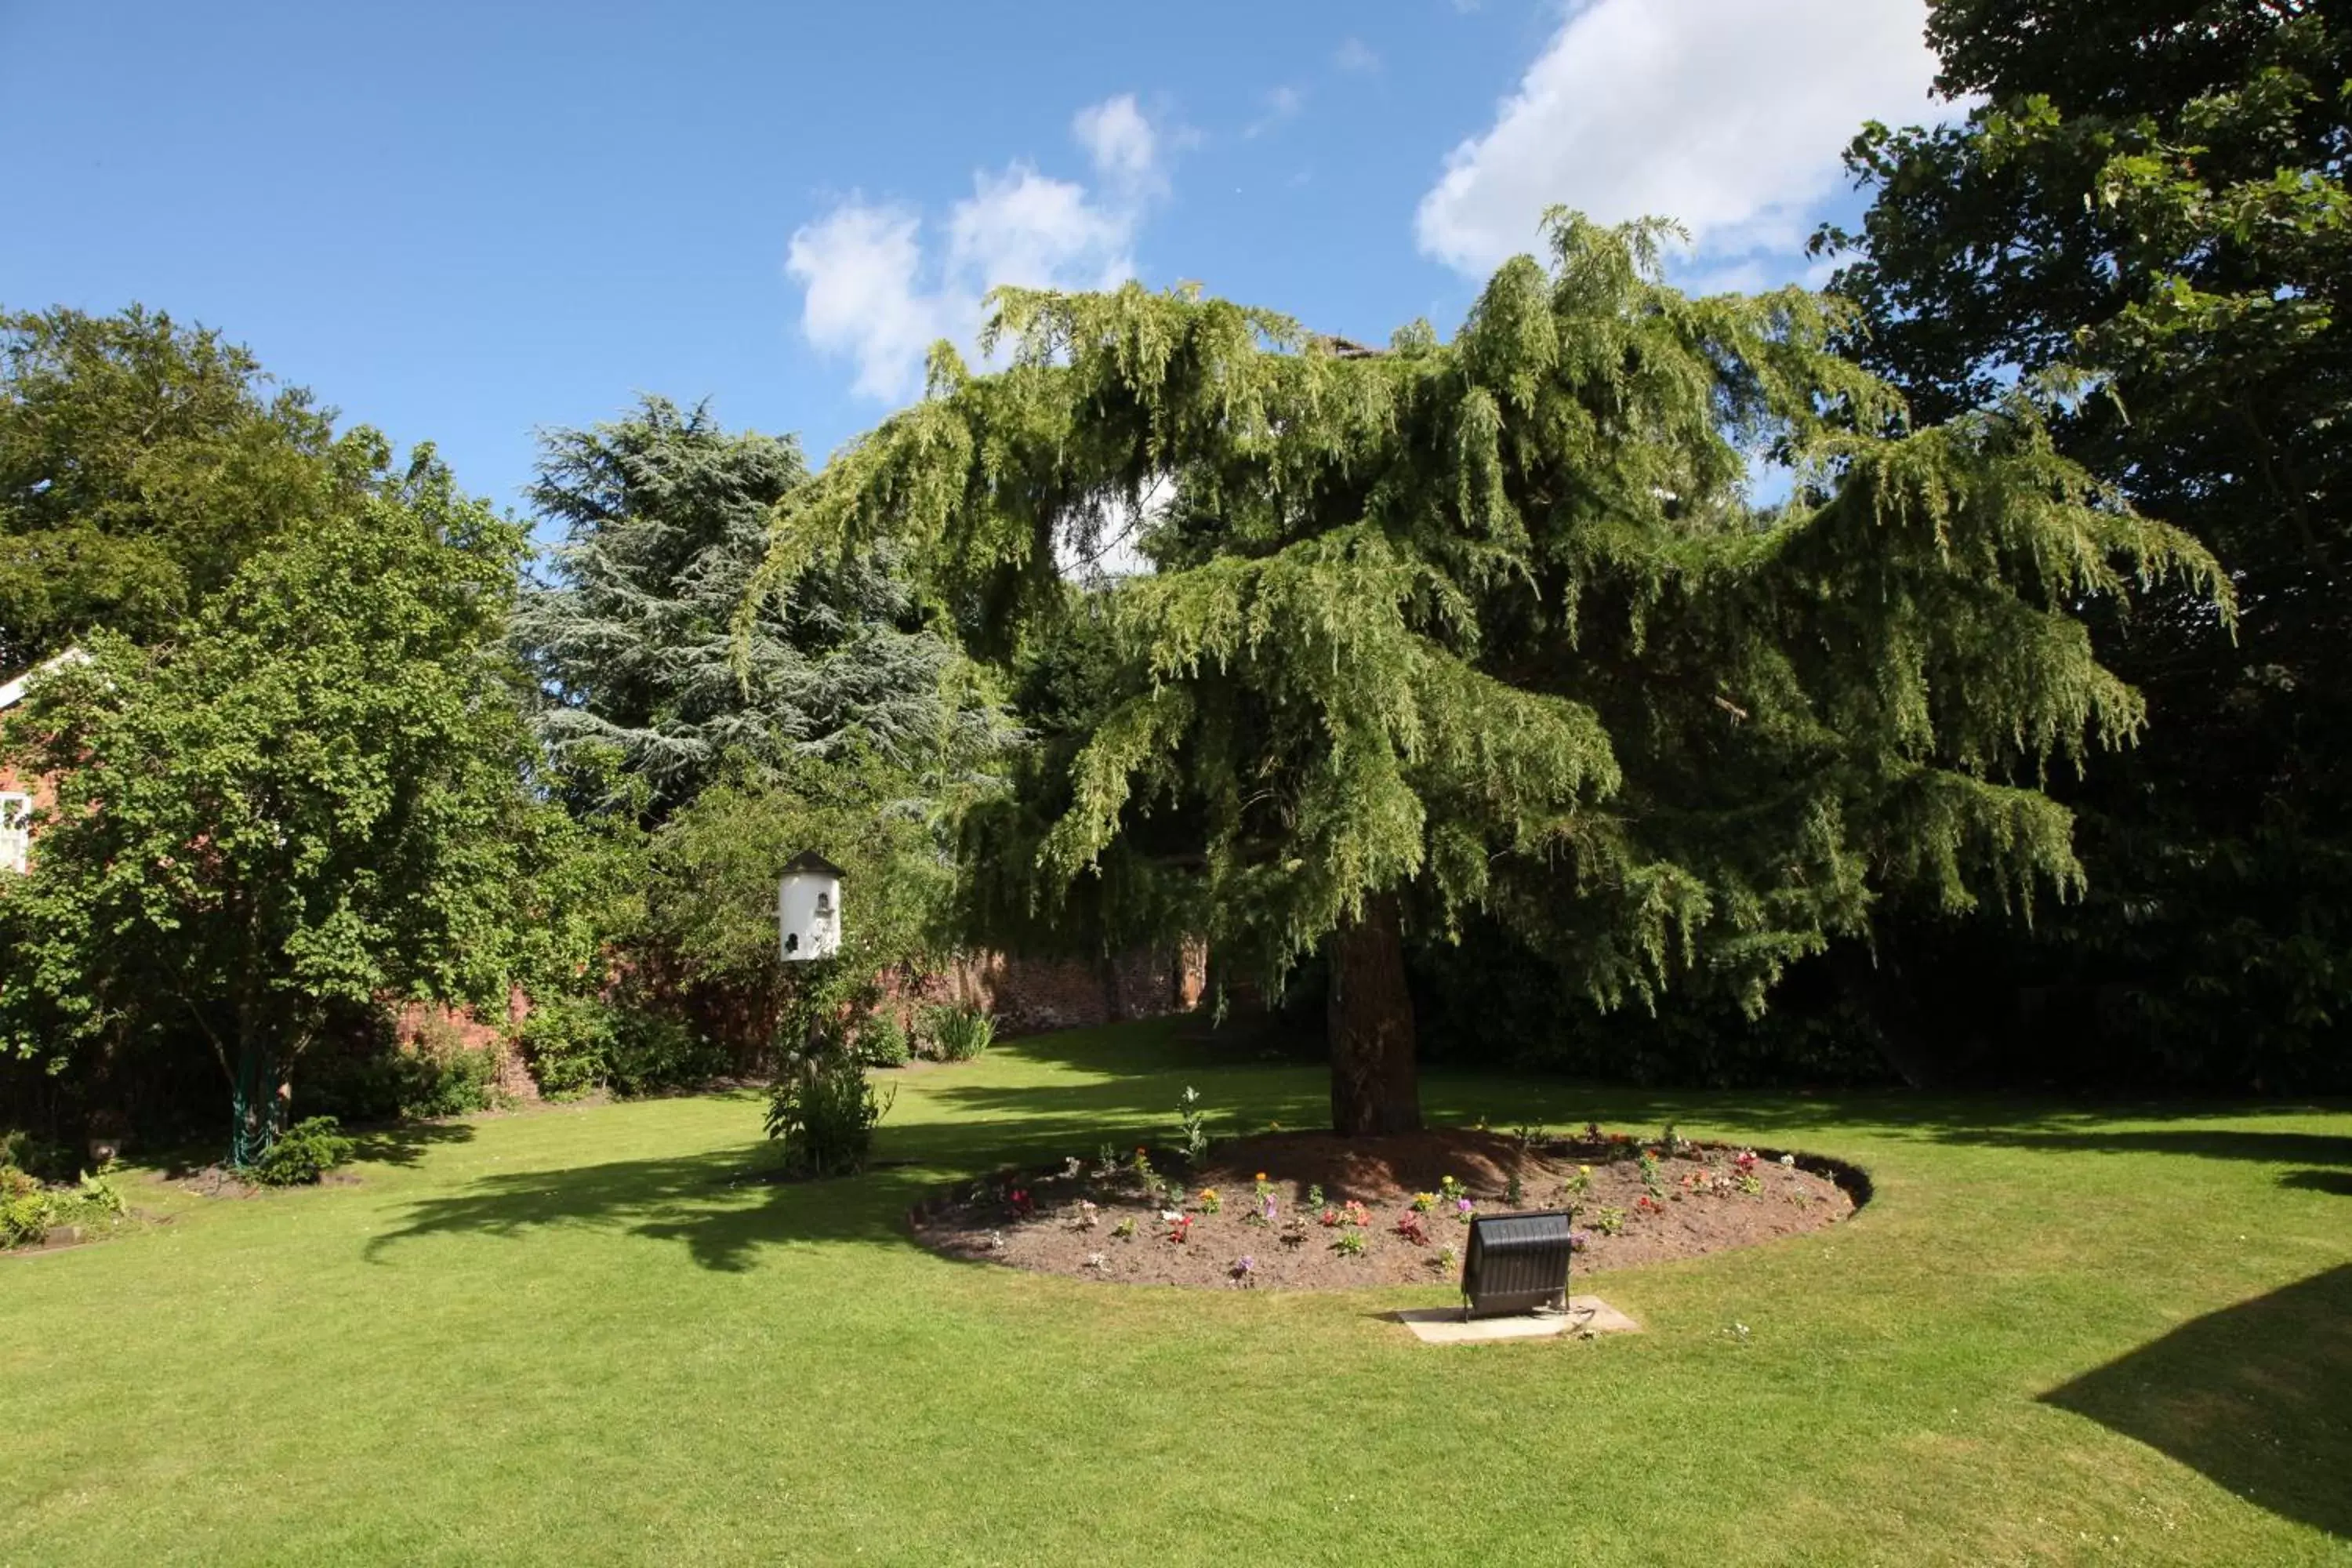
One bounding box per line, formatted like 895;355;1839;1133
607;1009;731;1097
855;1013;910;1069
396;1044;503;1119
764;1061;894;1176
71;1168;127;1218
923;1004;996;1062
392;1014;506;1119
517;996;616;1098
249;1117;354;1186
1;1165;54;1248
0;1130;73;1183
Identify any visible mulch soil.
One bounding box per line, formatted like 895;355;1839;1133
909;1127;1860;1291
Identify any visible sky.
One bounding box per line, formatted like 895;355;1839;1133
0;1;1953;531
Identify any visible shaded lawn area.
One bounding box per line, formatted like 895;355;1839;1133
2;1020;2347;1566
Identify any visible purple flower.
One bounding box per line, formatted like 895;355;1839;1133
1567;1230;1591;1252
1455;1197;1475;1215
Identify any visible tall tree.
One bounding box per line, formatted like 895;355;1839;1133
0;306;361;672
516;396;1003;816
767;216;2219;1134
0;440;551;1162
1813;2;2351;1084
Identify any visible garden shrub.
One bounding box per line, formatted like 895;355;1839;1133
1;1164;54;1247
249;1116;354;1186
855;1013;910;1069
393;1013;506;1118
0;1129;73;1183
923;1004;995;1062
395;1043;503;1119
73;1168;127;1218
516;996;615;1099
764;1059;893;1176
605;1008;729;1097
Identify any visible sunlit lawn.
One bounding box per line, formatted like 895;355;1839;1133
3;1019;2347;1566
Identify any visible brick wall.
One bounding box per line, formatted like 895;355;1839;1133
392;988;541;1105
400;944;1204;1104
0;761;56;876
886;940;1207;1037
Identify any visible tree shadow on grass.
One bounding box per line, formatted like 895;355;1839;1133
2041;1264;2352;1539
156;1118;476;1179
363;1143;941;1273
359;1110;1160;1275
344;1120;477;1168
922;1030;2352;1172
358;1025;2351;1277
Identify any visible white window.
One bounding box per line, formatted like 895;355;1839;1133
0;793;28;875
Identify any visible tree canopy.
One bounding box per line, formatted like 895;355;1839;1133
1813;0;2350;1083
767;214;2222;1131
0;440;556;1162
516;395;1004;817
0;305;365;673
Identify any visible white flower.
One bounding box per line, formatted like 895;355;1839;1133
1779;1154;1796;1168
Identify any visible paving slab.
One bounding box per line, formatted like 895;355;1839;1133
1392;1296;1639;1343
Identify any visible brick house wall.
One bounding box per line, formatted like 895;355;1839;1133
0;648;82;875
0;761;51;875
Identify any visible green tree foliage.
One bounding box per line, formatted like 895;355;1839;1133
516;396;1004;815
771;214;2220;1132
640;750;956;1064
0;442;556;1163
0;306;365;671
1813;2;2351;1083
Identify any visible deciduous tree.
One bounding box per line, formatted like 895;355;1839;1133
1813;1;2351;1083
0;441;551;1162
0;306;363;671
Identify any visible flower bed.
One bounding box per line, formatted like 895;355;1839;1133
909;1126;1861;1290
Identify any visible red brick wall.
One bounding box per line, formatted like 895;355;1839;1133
886;940;1207;1037
392;988;540;1104
0;764;56;813
0;762;55;875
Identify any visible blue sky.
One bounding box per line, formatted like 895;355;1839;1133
1;2;1946;527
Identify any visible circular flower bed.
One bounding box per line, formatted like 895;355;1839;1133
909;1125;1862;1290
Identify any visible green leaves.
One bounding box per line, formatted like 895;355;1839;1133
0;448;542;1095
0;306;359;671
1814;4;2352;1081
768;212;2212;1029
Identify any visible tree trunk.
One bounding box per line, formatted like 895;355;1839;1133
1327;891;1421;1136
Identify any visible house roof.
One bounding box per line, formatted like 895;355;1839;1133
0;646;90;711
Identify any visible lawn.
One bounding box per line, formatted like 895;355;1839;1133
3;1020;2347;1566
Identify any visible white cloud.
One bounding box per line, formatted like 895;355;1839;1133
1073;93;1163;198
788;95;1169;403
786;202;942;402
1415;0;1943;279
1335;37;1381;74
947;165;1135;295
1245;84;1306;139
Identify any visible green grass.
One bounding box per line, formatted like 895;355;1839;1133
4;1019;2347;1566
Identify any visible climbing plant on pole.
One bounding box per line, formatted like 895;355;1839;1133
763;214;2223;1136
